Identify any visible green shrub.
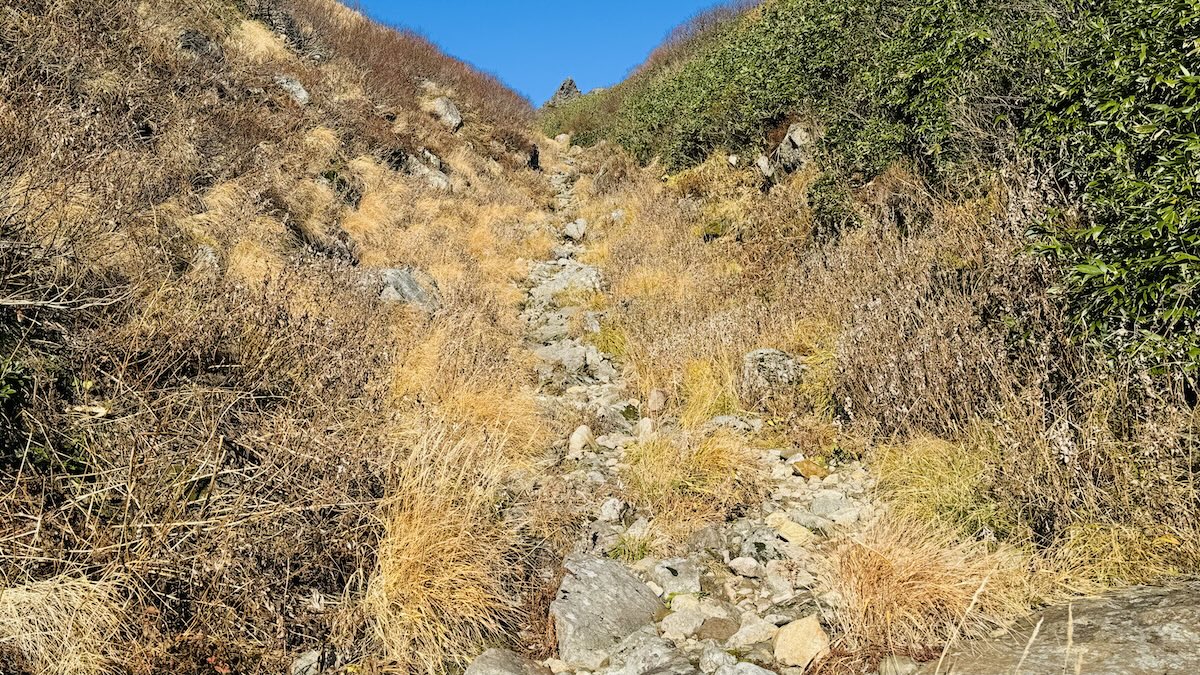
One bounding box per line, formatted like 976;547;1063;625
1028;0;1200;368
541;0;1200;370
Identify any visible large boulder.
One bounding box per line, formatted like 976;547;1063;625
465;649;552;675
550;555;664;670
548;78;583;107
740;349;805;404
919;583;1200;674
431;96;464;131
377;267;441;311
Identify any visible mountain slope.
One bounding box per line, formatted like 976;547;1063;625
0;0;562;672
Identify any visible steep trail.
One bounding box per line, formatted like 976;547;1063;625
503;144;888;675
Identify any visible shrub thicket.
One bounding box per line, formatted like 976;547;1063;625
544;0;1199;369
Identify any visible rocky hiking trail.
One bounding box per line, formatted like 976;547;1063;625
490;157;887;675
457;151;1200;675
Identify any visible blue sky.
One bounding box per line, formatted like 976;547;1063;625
354;1;726;104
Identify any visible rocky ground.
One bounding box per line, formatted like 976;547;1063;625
477;155;890;675
451;148;1200;675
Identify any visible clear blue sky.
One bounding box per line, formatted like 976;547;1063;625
354;1;727;104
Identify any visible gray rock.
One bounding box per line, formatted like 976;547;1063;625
775;123;817;172
687;525;723;555
773;615;829;668
699;645;736;674
919;583;1200;675
432;96;463;131
809;490;851;517
551;555;665;670
598;497;628;523
602;628;696;675
755;155;775;179
465;649;553;675
728;557;761;578
653;557;704;597
535;340;610;384
378;267;440;311
569;425;595;455
741;349;804;403
789;511;833;533
878;655;919;675
402;156;453;191
738;526;783;562
661;608;706;640
290;648;339;675
564;218;588;242
548;78;583;107
725;612;777;649
275;76;310;106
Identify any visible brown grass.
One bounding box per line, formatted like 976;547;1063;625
818;516;1031;655
272;0;533;130
0;576;127;675
364;429;528;673
621;430;768;541
567;128;1199;657
0;0;554;670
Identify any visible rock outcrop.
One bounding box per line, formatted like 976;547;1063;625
548;78;583;107
550;556;664;670
741;349;804;403
431;96;464;131
919;583;1200;675
376;267;441;311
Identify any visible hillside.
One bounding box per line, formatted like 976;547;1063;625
2;0;1199;674
1;0;557;672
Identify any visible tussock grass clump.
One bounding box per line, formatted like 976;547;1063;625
365;431;526;673
820;517;1030;654
622;430;767;539
680;358;741;427
0;576;127;675
875;437;1015;541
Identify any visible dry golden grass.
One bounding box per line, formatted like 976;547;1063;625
0;0;553;671
679;358;741;427
0;576;127;675
572;132;1200;579
364;430;526;673
819;516;1031;654
875;436;1015;541
621;430;768;540
227;19;294;64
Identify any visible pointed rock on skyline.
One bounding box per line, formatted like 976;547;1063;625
547;77;583;107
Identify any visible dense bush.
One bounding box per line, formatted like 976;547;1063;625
1029;0;1200;368
542;0;1200;370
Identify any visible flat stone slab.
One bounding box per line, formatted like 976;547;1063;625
920;583;1200;675
550;555;664;670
